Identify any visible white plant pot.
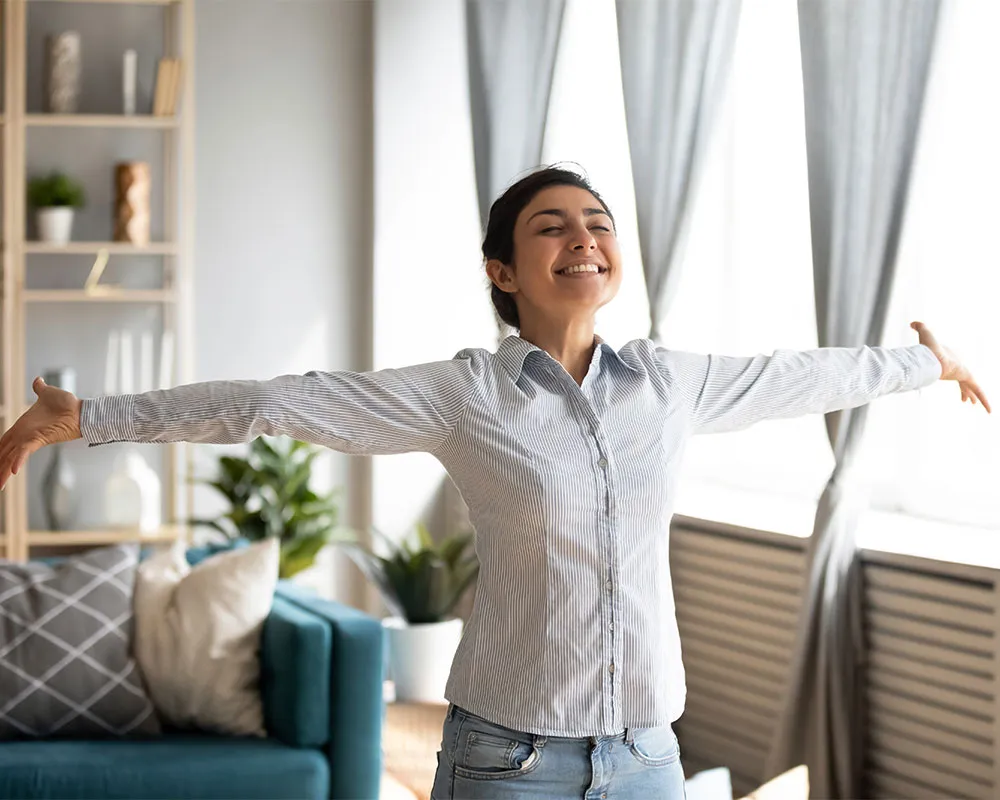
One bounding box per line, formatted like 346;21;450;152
37;207;75;244
383;616;463;704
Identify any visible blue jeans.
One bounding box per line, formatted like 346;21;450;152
431;704;686;800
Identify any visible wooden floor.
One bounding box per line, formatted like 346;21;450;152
382;701;449;800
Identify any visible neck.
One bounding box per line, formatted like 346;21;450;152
518;316;597;386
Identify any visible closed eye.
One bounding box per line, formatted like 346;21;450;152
540;226;611;234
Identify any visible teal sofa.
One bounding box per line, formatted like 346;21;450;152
0;548;386;800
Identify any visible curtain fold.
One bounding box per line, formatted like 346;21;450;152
466;0;566;231
766;2;942;796
615;0;742;342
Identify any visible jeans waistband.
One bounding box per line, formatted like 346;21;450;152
448;703;640;745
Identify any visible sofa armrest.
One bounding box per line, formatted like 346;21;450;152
261;595;333;748
276;581;386;800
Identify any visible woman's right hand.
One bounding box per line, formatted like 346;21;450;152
0;376;83;490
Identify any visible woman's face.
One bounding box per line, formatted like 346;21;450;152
488;185;623;327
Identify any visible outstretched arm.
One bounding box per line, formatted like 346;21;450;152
0;354;483;490
655;321;988;436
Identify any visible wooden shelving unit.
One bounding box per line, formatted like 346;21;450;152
1;0;195;561
25;113;179;128
24;241;178;254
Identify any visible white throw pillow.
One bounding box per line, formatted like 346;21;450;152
133;537;279;736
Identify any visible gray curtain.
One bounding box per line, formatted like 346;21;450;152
466;0;566;231
615;0;742;342
766;2;941;797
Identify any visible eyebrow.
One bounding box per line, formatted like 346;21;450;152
527;207;611;223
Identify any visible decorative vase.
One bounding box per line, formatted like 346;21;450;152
41;445;77;531
46;32;81;114
114;162;151;244
104;447;162;534
382;617;463;703
37;207;74;244
40;368;79;530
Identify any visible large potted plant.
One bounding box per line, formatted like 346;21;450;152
28;171;85;244
190;436;347;579
340;523;478;703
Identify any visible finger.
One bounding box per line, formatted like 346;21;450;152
973;385;992;414
12;449;28;476
32;376;46;397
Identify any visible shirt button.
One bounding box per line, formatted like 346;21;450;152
598;457;608;468
605;580;613;591
609;663;615;674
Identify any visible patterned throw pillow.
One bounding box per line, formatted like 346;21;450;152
0;543;160;738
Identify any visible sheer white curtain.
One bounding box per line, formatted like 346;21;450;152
861;0;1000;533
542;0;999;539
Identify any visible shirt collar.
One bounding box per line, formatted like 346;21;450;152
496;334;637;382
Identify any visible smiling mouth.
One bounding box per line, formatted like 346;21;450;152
555;264;608;276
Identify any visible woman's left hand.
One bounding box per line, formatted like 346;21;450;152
910;321;991;413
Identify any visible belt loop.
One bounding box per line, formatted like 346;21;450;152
532;733;547;749
446;703;456;722
624;727;634;746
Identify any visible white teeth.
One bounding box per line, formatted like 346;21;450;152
558;264;602;275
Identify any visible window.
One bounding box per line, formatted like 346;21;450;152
543;0;1000;540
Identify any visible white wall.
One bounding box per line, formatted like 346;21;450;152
193;0;373;603
372;0;495;607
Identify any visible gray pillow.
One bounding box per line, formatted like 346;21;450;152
0;543;160;738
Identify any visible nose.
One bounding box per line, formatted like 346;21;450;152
569;225;598;252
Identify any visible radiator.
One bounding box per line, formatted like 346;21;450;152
670;517;807;797
861;551;997;798
669;516;999;799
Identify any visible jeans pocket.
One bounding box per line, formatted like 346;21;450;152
627;725;681;768
451;715;542;781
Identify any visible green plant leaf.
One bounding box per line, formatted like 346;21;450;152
28;171;86;208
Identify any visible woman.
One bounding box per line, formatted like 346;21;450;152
0;166;990;800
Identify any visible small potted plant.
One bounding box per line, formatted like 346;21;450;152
28;171;86;244
339;523;478;703
189;436;349;581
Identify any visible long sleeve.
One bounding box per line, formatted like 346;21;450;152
655;343;942;436
80;352;484;456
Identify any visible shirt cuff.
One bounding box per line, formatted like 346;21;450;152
80;394;137;446
910;344;943;388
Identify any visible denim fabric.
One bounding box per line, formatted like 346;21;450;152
431;704;686;800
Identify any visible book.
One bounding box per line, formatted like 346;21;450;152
167;58;183;115
153;57;183;116
153;57;169;116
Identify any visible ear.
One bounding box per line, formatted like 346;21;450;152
486;259;518;294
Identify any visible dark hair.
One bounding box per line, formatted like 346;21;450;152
482;165;615;330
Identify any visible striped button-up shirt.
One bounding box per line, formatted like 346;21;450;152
81;335;942;737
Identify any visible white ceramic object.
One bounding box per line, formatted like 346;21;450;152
105;447;162;534
37;207;74;244
123;49;137;115
383;617;463;704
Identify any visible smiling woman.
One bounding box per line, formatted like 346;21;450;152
481;167;625;385
0;156;982;800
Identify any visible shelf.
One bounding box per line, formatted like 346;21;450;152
23;289;175;303
27;526;187;546
27;0;180;5
25;113;178;129
24;242;177;255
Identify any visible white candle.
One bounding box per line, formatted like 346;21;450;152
120;331;134;394
123;50;137;115
140;331;153;393
158;330;174;390
105;330;120;395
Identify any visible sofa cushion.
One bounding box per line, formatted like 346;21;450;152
0;544;159;739
133;538;278;737
0;734;330;800
261;595;331;748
